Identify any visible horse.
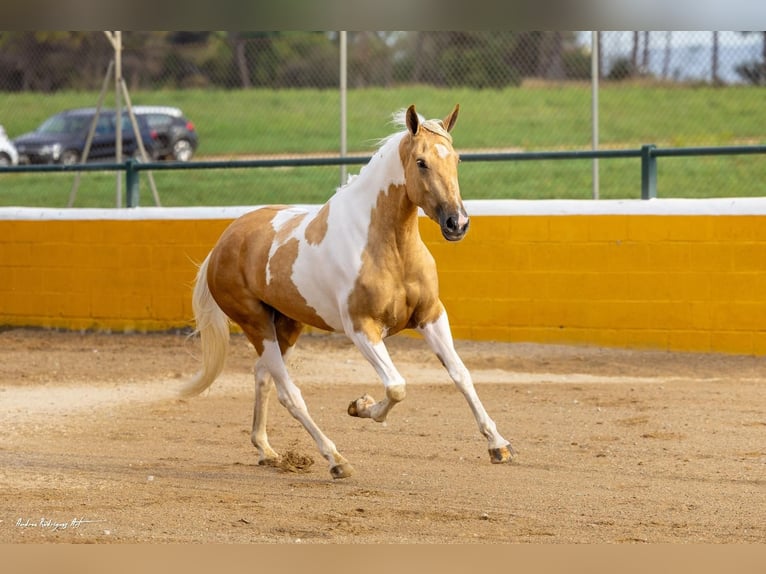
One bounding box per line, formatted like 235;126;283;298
181;104;515;479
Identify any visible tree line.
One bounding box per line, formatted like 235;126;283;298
2;31;763;92
0;31;590;92
603;31;766;84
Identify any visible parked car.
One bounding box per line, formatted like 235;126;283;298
0;124;19;166
132;105;198;161
13;108;159;165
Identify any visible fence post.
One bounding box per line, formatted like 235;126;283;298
641;144;657;199
125;158;140;207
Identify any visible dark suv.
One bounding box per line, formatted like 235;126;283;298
13;107;159;165
132;106;198;161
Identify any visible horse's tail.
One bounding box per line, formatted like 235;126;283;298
179;254;230;398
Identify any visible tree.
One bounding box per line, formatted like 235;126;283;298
540;31;565;80
735;31;766;86
122;32;173;90
631;31;639;72
272;32;338;88
711;31;720;84
661;31;672;79
228;31;251;89
641;31;650;73
438;32;520;88
0;31;107;92
348;32;394;87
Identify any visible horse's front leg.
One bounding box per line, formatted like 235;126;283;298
418;311;516;464
345;329;407;423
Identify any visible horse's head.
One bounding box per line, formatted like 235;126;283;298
400;104;468;241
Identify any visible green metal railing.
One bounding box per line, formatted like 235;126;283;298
2;143;765;207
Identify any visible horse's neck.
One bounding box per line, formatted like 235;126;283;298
330;133;420;244
342;133;406;194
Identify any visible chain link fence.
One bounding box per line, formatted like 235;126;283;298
1;31;764;206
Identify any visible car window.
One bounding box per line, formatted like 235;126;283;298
67;116;92;134
38;115;71;134
143;114;172;129
115;114;141;135
95;115;113;135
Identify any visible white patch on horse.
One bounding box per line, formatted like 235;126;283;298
266;207;314;285
288;133;407;331
435;143;451;158
271;207;306;230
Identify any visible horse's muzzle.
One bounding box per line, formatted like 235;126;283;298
439;210;470;241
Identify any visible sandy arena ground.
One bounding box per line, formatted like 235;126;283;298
0;327;764;543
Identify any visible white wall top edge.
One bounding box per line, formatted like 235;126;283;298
3;198;766;221
464;198;766;216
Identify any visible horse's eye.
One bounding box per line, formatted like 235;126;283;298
416;159;427;169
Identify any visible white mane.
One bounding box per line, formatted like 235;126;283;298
337;108;452;194
376;109;452;150
390;108;414;131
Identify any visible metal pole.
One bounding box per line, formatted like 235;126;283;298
120;77;161;206
125;159;140;207
591;31;600;200
339;31;348;187
641;144;657;199
114;31;123;207
67;59;113;207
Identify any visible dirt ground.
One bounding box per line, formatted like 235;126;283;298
1;327;764;543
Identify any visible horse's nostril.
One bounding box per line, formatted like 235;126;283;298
446;216;458;231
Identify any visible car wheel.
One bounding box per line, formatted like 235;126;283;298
60;150;80;165
172;139;194;162
0;153;11;166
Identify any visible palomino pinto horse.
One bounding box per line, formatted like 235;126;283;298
182;104;515;478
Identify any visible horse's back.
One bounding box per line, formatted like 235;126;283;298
209;205;291;281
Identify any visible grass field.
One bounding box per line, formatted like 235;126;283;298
1;84;765;207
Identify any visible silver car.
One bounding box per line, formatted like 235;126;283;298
0;125;19;166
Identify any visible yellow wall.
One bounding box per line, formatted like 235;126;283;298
422;213;766;355
0;216;228;332
1;203;765;355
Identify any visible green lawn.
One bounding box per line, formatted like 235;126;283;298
1;84;765;206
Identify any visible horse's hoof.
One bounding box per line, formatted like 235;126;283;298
489;443;516;464
330;462;354;479
347;393;375;418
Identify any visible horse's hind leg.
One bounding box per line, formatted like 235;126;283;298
265;340;354;479
250;314;302;465
251;359;278;465
245;312;354;479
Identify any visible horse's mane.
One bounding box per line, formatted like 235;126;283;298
375;109;452;150
342;109;453;189
390;108;413;132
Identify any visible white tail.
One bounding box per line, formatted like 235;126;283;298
179;254;230;398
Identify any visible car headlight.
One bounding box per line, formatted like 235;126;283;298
40;143;62;160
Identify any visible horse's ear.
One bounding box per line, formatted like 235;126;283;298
443;104;460;133
406;104;419;135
